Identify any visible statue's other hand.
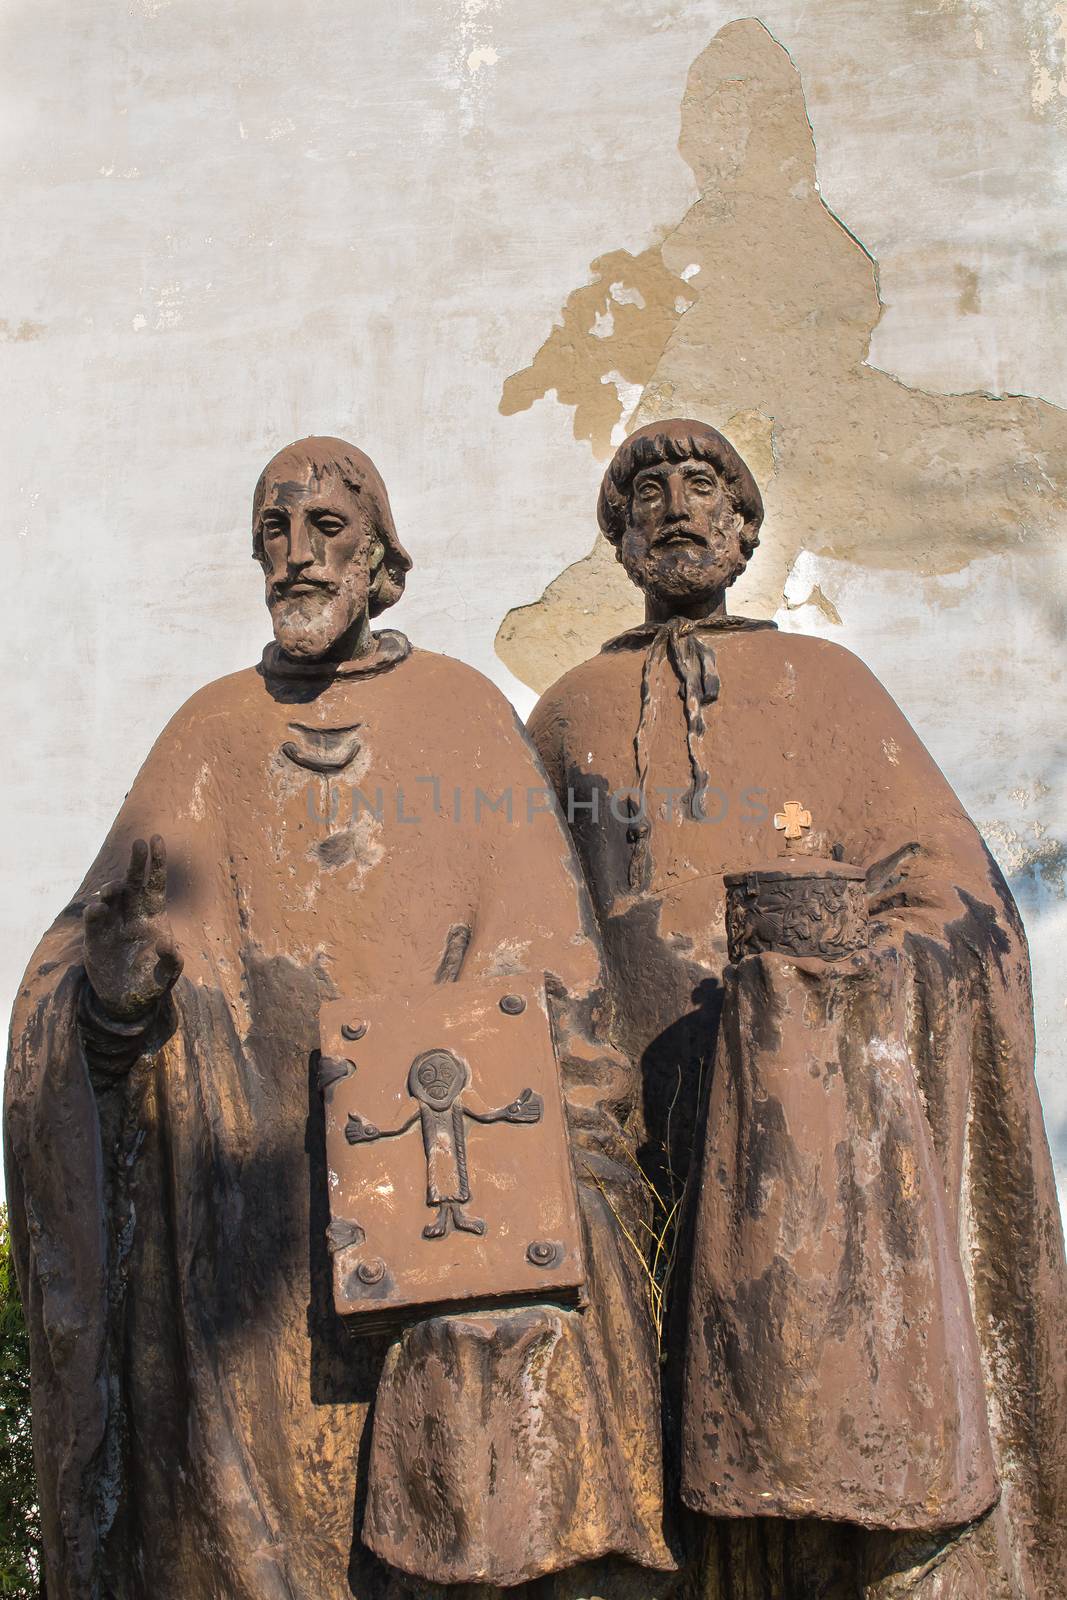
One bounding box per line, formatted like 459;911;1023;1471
345;1114;380;1144
83;835;183;1021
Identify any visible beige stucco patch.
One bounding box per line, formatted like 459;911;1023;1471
496;18;1067;692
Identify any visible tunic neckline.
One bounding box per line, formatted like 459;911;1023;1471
601;613;776;652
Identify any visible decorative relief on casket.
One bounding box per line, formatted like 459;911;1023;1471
723;858;868;964
319;978;586;1330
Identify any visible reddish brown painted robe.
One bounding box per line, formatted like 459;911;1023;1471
528;618;1067;1599
5;633;674;1600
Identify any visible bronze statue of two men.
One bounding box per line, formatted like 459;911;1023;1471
6;425;1066;1600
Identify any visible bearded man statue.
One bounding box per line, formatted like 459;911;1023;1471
5;439;674;1600
527;419;1067;1599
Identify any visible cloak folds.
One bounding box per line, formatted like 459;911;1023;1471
528;621;1067;1598
5;634;673;1600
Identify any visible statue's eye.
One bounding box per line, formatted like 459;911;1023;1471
637;481;662;501
261;516;287;537
688;475;716;493
313;516;346;536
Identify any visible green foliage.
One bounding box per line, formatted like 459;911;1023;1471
0;1205;41;1597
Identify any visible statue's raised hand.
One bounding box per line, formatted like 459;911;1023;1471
84;835;183;1020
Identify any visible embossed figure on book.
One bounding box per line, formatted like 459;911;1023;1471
345;1047;543;1239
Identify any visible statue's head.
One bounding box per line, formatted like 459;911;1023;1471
598;419;763;608
253;437;412;659
408;1049;469;1112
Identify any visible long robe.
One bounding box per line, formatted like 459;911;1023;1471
4;632;673;1600
528;619;1067;1599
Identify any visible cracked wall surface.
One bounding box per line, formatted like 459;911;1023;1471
2;0;1065;1207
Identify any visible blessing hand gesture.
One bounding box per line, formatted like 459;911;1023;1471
83;835;183;1021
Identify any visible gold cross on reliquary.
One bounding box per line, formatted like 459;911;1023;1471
773;801;812;841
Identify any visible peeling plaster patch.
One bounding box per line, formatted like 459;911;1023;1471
784;580;843;628
499;247;696;458
494;18;1067;690
955;265;982;314
609;281;646;310
1028;1;1067;113
601;371;644;446
154;284;183;330
452;0;501;121
722;407;776;489
494;536;641;694
1009;780;1052;808
466;46;498;73
0;319;44;342
15;487;39;542
981;821;1066;895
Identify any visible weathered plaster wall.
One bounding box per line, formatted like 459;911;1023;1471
2;0;1064;1205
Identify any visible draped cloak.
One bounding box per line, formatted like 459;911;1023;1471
4;633;674;1600
527;619;1067;1599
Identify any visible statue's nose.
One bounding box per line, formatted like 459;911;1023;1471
287;514;315;570
665;473;689;518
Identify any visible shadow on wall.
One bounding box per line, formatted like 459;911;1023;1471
496;18;1067;694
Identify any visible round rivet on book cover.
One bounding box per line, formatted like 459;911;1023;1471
723;857;868;964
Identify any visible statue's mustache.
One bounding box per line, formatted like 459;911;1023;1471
652;525;708;548
270;575;339;600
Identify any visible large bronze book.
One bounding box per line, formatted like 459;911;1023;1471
319;976;586;1330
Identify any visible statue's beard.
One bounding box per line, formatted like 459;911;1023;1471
269;585;361;659
630;542;744;604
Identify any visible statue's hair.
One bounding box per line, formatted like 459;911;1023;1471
597;419;764;566
252;436;412;617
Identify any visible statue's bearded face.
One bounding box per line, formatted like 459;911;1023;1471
618;458;746;605
258;462;383;659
